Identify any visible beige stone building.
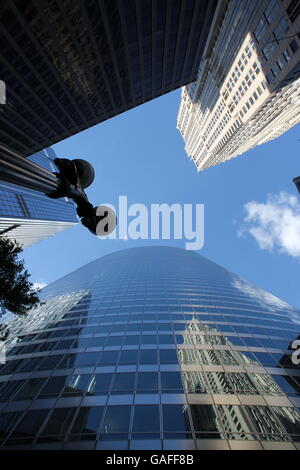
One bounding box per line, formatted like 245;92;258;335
177;0;300;171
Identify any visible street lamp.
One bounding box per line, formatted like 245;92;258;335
0;147;116;236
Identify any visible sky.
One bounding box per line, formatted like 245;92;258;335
21;88;300;309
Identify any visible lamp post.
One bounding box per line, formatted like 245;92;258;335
0;145;116;236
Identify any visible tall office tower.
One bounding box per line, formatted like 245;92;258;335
177;0;300;171
0;246;300;450
0;0;217;157
0;147;78;248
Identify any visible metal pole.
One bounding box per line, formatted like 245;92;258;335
0;145;58;194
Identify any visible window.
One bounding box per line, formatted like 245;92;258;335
262;41;276;60
277;57;284;69
190;405;221;437
75;352;100;366
219;405;254;435
64;374;91;395
271;65;278;77
102;406;131;433
266;72;273;83
119;349;138;364
159;349;178;363
139;349;158;364
111;373;135;392
161;372;184;390
106;336;122;346
0;380;24;402
88;374;113;394
287;0;300;23
162;405;191;432
253;61;260;74
264;0;280;24
273;17;289;41
0;411;23;438
249;68;256;80
283;48;291;61
123;335;139;345
254;18;267;42
38;376;66;397
70;407;103;435
290;39;299;53
141;335;157;344
273;407;300;435
132;405;160;432
137;372;159;391
40;408;76;437
36;355;63;371
99;350;119;365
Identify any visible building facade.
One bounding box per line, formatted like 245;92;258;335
0;246;300;450
0;147;78;248
0;0;217;157
177;0;300;171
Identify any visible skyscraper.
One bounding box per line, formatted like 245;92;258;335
0;147;78;248
0;0;217;157
177;0;300;171
0;246;299;450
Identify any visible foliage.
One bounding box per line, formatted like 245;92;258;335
0;238;40;316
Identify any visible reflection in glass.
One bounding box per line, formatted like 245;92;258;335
102;406;131;433
132;405;160;432
162;405;191;433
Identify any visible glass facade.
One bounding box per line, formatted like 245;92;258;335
0;246;300;450
0;0;216;157
0;147;77;247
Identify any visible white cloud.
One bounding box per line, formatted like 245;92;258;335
238;191;300;258
32;282;47;292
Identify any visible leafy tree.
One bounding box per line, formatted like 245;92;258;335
0;237;40;316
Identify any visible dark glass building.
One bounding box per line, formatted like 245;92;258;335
0;246;300;450
0;0;217;156
0;147;77;247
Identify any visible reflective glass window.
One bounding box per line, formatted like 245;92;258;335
86;373;113;394
99;351;119;365
41;408;77;437
111;373;135;392
190;405;222;437
13;378;46;401
132;405;160;432
70;407;103;435
139;350;158;364
101;406;131;433
162;405;191;432
10;409;49;440
161;372;183;391
119;350;138;364
136;372;159;391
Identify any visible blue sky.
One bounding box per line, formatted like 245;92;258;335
22;89;300;308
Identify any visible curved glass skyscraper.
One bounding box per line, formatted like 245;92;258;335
0;246;300;450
